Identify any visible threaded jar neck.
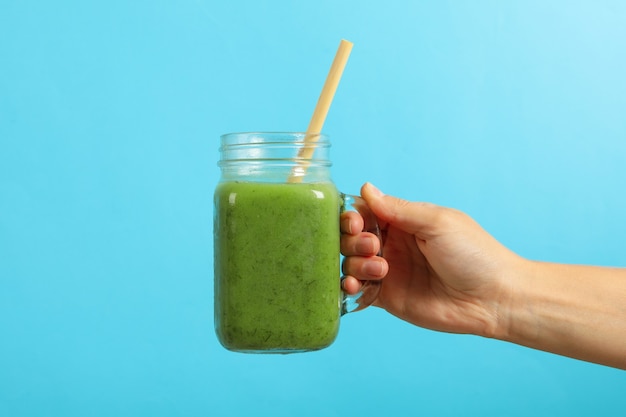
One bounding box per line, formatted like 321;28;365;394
218;132;332;183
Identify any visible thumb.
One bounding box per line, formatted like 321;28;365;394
360;183;442;236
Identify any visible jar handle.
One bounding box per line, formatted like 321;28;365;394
340;194;383;315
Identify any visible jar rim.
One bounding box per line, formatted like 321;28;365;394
220;131;329;136
217;132;333;180
220;131;330;143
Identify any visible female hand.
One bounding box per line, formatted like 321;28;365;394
343;183;626;369
341;183;524;338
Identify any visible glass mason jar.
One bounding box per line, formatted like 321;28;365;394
214;132;381;353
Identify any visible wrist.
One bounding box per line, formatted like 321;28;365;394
491;259;626;368
488;257;537;342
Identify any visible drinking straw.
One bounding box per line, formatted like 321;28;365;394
288;39;353;183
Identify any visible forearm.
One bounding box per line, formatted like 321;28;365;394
498;260;626;369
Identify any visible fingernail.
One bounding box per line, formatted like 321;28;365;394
366;182;384;198
355;236;375;254
364;260;384;277
340;216;352;234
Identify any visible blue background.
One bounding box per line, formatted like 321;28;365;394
2;0;626;416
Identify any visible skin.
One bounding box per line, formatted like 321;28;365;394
341;183;626;370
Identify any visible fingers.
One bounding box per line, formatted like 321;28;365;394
341;230;386;279
340;211;364;235
341;256;387;295
342;255;388;279
340;192;388;296
360;182;450;238
340;231;380;256
341;276;363;295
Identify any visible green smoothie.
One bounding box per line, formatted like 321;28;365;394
214;181;342;353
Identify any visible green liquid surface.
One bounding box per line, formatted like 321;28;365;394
214;181;341;353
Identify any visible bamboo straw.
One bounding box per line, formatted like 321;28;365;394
288;39;353;183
